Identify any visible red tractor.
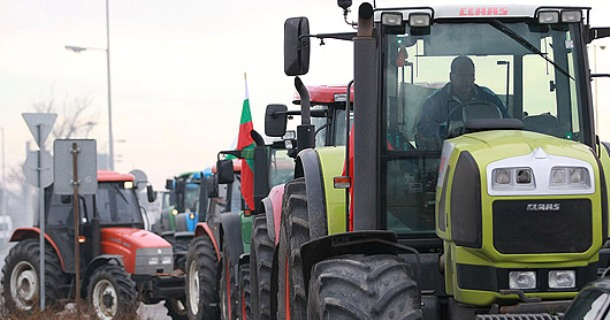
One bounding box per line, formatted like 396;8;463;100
1;170;187;319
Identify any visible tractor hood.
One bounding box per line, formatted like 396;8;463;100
102;227;172;250
101;227;173;274
440;129;600;197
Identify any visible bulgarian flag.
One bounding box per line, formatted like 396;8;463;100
238;73;256;211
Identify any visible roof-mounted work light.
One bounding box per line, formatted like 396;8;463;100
409;13;431;27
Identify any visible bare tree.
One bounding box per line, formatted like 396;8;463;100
1;92;100;223
33;93;99;139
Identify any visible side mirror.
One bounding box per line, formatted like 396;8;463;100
147;185;156;203
265;104;288;137
206;176;219;198
588;27;610;43
165;179;174;190
216;159;235;184
284;17;310;76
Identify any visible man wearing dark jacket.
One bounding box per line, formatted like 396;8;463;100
416;55;507;150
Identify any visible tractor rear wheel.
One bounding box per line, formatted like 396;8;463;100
250;215;274;320
220;236;237;320
277;178;308;320
165;298;188;320
307;254;423;320
237;263;251;320
1;238;67;314
185;236;220;320
87;264;138;320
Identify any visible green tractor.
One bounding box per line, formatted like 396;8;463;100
184;132;295;320
267;2;610;319
249;84;353;320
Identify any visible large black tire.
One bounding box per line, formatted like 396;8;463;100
220;236;237;320
250;215;274;320
1;238;68;314
237;263;251;320
165;298;188;320
307;254;423;320
277;178;309;320
185;236;220;320
87;264;139;320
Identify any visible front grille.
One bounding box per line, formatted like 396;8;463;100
493;199;592;254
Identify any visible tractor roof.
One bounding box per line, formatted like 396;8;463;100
293;85;354;105
98;170;135;182
372;3;589;22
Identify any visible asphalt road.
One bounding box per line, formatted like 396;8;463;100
0;242;173;320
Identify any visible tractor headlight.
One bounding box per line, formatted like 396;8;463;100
550;167;590;188
548;270;576;289
538;10;560;24
509;271;536;290
561;10;582;23
171;209;178;216
382;13;403;26
148;257;159;265
161;256;173;265
494;168;511;184
492;168;534;190
408;13;430;27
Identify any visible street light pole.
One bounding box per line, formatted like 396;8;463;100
1;127;6;216
64;0;114;170
105;0;114;171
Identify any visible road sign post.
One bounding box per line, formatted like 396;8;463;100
22;113;56;311
53;139;97;311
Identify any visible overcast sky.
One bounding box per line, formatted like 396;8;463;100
1;0;610;189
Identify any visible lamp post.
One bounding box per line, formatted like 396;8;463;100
65;0;114;170
1;127;5;216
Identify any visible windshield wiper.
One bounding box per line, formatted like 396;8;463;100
490;19;573;80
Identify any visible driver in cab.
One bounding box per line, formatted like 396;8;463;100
416;55;508;150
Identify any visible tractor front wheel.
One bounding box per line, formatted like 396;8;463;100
1;238;67;314
185;236;220;320
307;254;423;320
250;215;274;320
87;264;138;320
277;178;309;320
220;236;237;320
237;263;251;320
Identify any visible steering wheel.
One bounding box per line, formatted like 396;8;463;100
447;100;502;123
444;100;503;138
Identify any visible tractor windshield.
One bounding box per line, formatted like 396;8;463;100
381;20;588;237
184;184;199;212
96;182;142;224
269;148;295;187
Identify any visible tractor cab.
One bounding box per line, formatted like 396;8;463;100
265;85;353;150
41;170;149;272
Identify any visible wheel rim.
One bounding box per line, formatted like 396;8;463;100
188;259;200;315
92;279;118;320
10;261;38;311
